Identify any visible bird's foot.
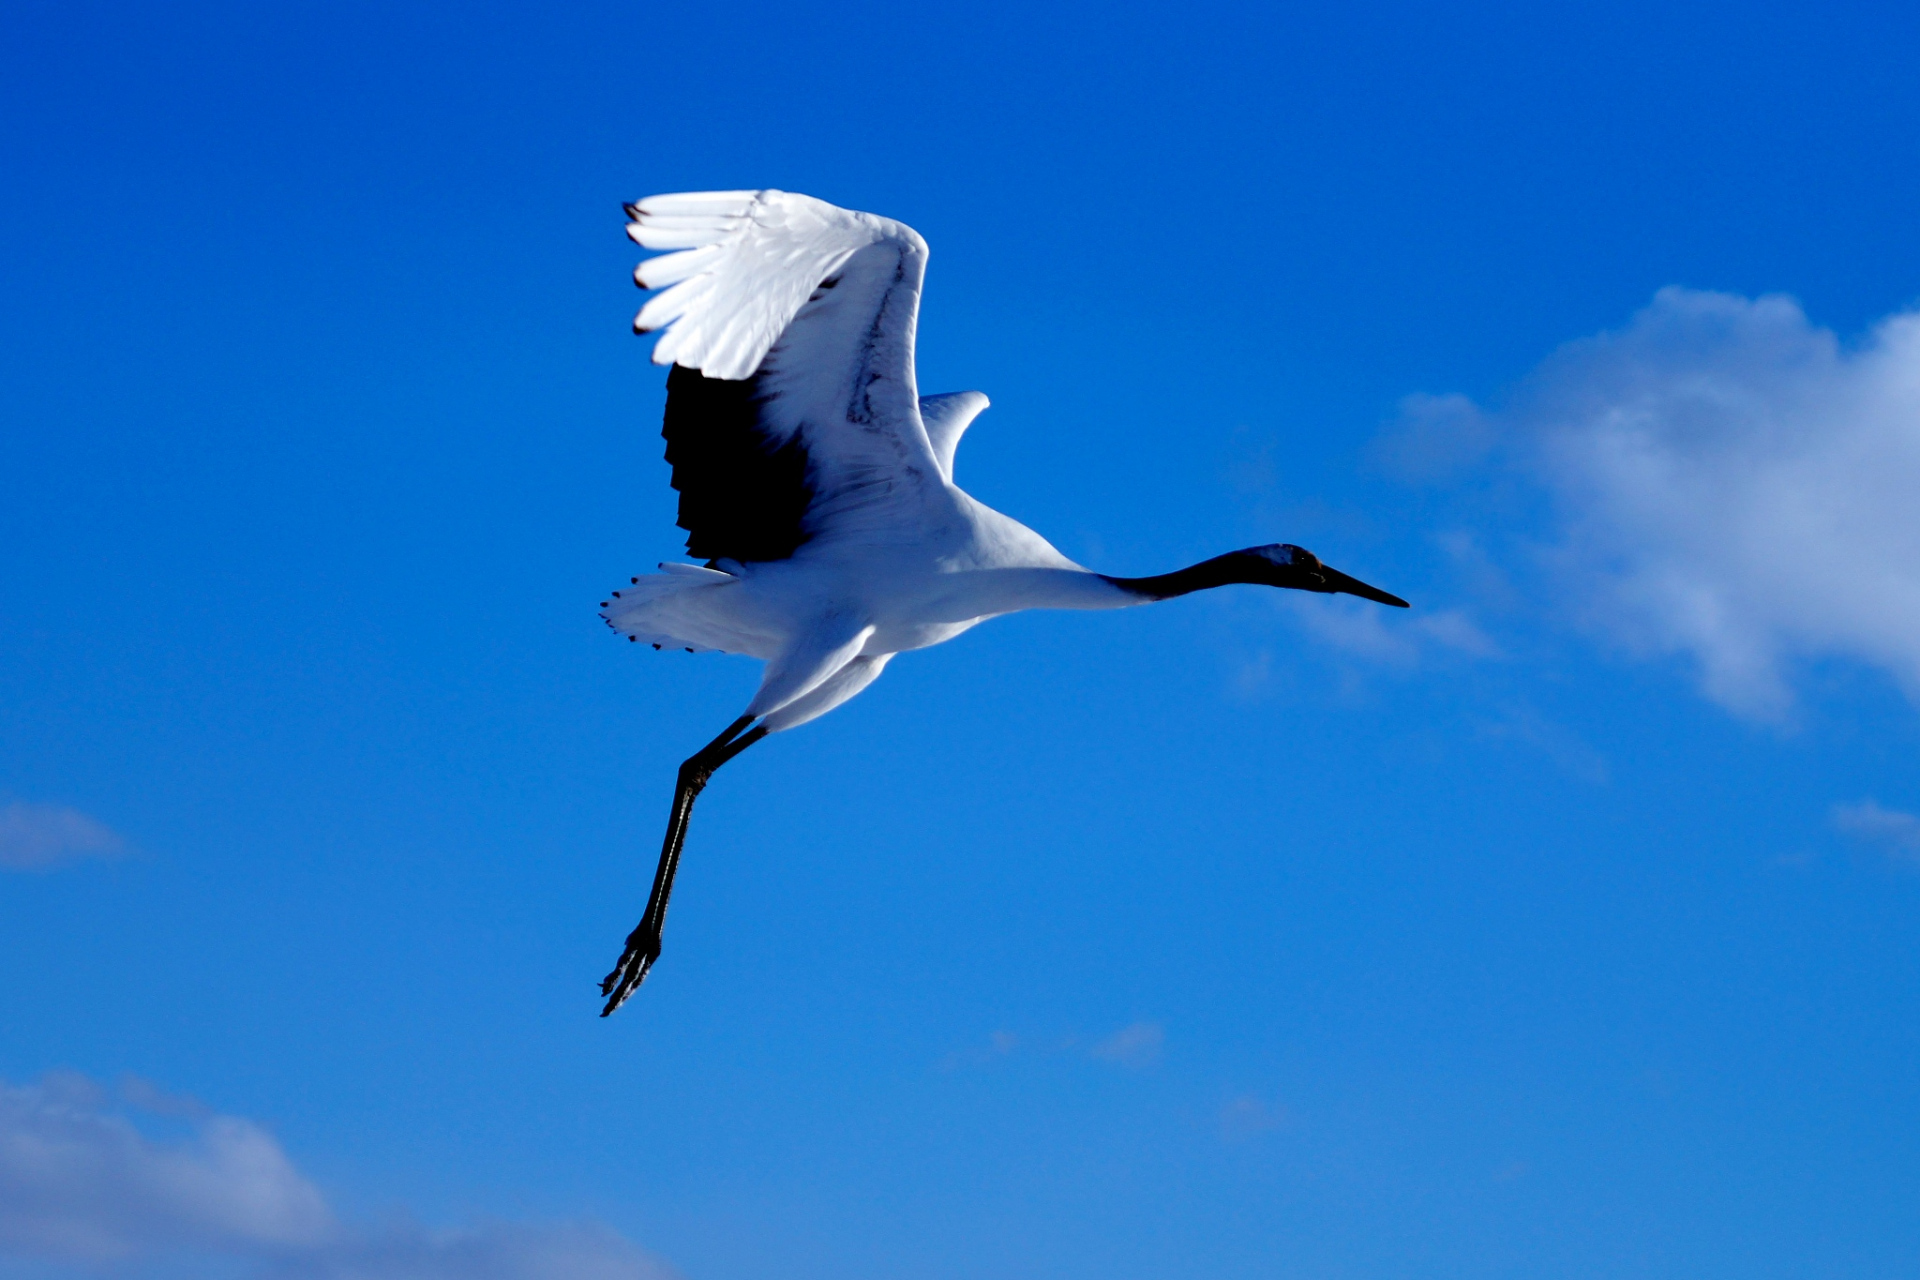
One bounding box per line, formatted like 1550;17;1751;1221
598;924;661;1016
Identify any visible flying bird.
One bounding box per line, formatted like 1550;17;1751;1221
598;189;1407;1015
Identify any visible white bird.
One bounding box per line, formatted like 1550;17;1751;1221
597;189;1407;1014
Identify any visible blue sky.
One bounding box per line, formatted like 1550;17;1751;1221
4;1;1919;1276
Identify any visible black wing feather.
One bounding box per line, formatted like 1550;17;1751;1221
661;363;813;563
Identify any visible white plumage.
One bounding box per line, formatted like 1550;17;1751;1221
594;189;1408;1014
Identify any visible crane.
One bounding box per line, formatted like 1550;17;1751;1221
598;190;1408;1015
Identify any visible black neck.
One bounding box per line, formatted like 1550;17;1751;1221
1099;552;1259;601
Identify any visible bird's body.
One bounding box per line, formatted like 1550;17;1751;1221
608;477;1151;724
596;189;1407;1013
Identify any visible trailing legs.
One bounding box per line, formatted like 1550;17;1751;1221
599;714;769;1015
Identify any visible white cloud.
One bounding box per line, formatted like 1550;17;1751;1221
1403;288;1920;720
0;1073;329;1262
1832;799;1920;865
1088;1021;1163;1068
0;1074;674;1279
0;803;125;871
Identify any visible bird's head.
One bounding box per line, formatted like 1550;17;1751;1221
1233;544;1410;607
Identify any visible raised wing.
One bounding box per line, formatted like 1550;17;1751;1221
919;391;989;482
629;190;952;558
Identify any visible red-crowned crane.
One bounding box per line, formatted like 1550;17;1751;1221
598;190;1408;1014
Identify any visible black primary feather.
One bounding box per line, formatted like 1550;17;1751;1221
661;363;813;563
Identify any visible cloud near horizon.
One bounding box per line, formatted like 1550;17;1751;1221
0;1074;674;1280
0;802;125;871
1385;287;1920;721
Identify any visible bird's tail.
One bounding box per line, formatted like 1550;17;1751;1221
599;563;741;655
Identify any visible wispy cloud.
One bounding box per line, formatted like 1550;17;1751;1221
1470;704;1610;784
263;1219;671;1280
940;1021;1166;1071
1217;1094;1286;1142
0;802;124;872
1832;799;1920;866
1388;288;1920;721
1088;1022;1163;1069
1279;596;1500;670
1374;392;1497;484
0;1073;674;1279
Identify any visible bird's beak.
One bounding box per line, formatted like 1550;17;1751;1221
1319;565;1409;608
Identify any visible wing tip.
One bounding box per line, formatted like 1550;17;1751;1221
626;190;765;223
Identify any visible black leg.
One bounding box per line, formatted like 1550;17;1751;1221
599;714;770;1016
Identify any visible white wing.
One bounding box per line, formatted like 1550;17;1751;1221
631;190;866;380
629;190;954;548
